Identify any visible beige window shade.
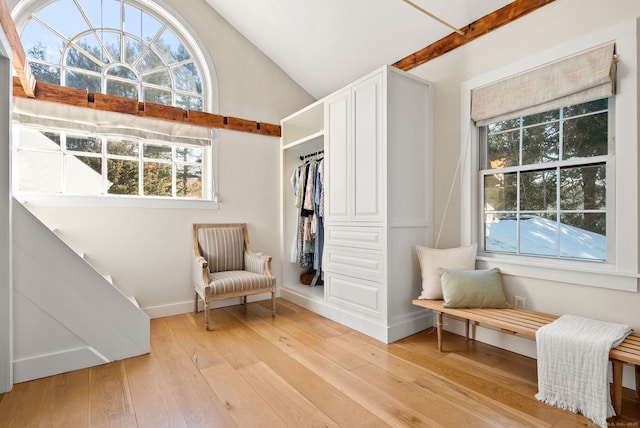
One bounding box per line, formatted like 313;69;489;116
471;43;617;126
12;97;212;147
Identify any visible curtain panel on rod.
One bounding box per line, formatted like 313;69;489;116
12;97;212;146
471;42;617;126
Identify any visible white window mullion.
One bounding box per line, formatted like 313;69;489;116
138;140;144;196
171;146;177;197
555;166;561;257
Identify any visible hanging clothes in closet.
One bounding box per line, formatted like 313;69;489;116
290;152;324;285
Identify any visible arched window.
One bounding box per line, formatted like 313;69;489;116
12;0;218;203
16;0;209;112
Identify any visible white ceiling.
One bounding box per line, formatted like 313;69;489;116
203;0;512;99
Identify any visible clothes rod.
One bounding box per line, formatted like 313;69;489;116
300;150;324;161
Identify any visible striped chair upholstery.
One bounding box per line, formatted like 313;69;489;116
197;226;245;272
192;223;276;330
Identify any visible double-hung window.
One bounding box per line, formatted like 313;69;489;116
479;97;611;261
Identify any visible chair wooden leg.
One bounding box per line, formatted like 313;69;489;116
271;291;276;316
204;297;210;331
194;291;199;314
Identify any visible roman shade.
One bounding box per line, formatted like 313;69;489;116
12;97;212;146
471;42;617;126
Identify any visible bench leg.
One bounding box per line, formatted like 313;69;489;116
636;365;639;398
465;319;469;341
612;360;623;416
436;311;443;352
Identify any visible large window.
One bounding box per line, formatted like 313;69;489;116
480;98;611;261
19;0;204;110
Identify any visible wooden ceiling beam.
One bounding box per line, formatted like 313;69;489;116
0;0;34;97
13;77;282;137
393;0;556;71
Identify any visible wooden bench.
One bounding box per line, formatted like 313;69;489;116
412;299;640;416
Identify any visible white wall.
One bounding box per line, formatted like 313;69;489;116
408;0;640;388
0;23;13;394
9;0;315;318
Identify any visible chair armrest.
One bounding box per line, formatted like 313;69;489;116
244;251;273;276
192;255;209;287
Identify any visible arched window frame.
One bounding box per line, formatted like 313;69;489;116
12;0;217;113
11;0;220;208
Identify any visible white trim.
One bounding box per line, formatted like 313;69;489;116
12;347;108;383
0;22;13;394
460;20;639;293
142;293;274;319
16;194;220;210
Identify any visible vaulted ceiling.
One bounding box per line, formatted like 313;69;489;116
203;0;513;99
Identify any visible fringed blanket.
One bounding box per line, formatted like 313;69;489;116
535;314;631;428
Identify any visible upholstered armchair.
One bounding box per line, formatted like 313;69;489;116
192;223;276;330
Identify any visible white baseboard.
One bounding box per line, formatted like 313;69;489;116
13;347;108;383
142;292;274;319
281;288;430;344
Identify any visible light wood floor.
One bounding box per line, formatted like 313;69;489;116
1;298;639;427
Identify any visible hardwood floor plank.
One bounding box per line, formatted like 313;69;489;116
237;361;340;427
354;358;540;428
201;362;286;427
88;361;134;427
38;369;90;427
264;349;387;426
0;376;49;427
443;352;539;395
162;313;228;371
225;304;306;355
150;332;237;427
123;353;189;428
290;348;447;427
90;413;138;428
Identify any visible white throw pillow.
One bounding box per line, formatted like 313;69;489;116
415;244;478;299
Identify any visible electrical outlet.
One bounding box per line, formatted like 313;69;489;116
514;296;526;310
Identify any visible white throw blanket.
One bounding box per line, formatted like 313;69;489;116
535;314;631;428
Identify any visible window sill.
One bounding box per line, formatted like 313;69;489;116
476;253;638;292
14;193;220;210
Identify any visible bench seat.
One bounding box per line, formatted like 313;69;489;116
412;299;639;417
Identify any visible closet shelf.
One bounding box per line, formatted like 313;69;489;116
282;131;324;151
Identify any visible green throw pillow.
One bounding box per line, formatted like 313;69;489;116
438;268;510;309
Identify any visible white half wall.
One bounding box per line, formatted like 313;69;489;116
12;201;150;383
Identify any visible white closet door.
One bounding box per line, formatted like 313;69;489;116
325;89;351;222
352;72;383;223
